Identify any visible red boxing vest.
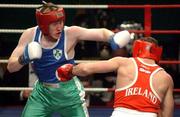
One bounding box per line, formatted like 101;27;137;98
114;58;162;113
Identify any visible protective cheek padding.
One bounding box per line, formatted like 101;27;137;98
36;7;65;35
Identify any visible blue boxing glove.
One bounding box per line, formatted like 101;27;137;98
109;30;131;50
18;42;42;65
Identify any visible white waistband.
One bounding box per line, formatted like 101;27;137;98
114;107;157;116
42;82;60;88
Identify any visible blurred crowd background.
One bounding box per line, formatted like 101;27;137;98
0;0;179;107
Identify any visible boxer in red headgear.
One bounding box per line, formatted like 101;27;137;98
7;1;132;117
132;37;162;62
71;37;174;117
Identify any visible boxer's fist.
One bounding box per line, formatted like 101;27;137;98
18;42;42;65
56;64;74;82
109;30;131;50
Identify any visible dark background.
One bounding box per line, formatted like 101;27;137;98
0;0;179;106
0;0;179;59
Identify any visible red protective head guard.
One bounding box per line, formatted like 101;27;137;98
132;40;162;62
36;4;65;35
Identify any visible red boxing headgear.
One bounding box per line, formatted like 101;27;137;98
132;40;162;62
36;4;65;35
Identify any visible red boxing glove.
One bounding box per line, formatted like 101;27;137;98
56;64;74;82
